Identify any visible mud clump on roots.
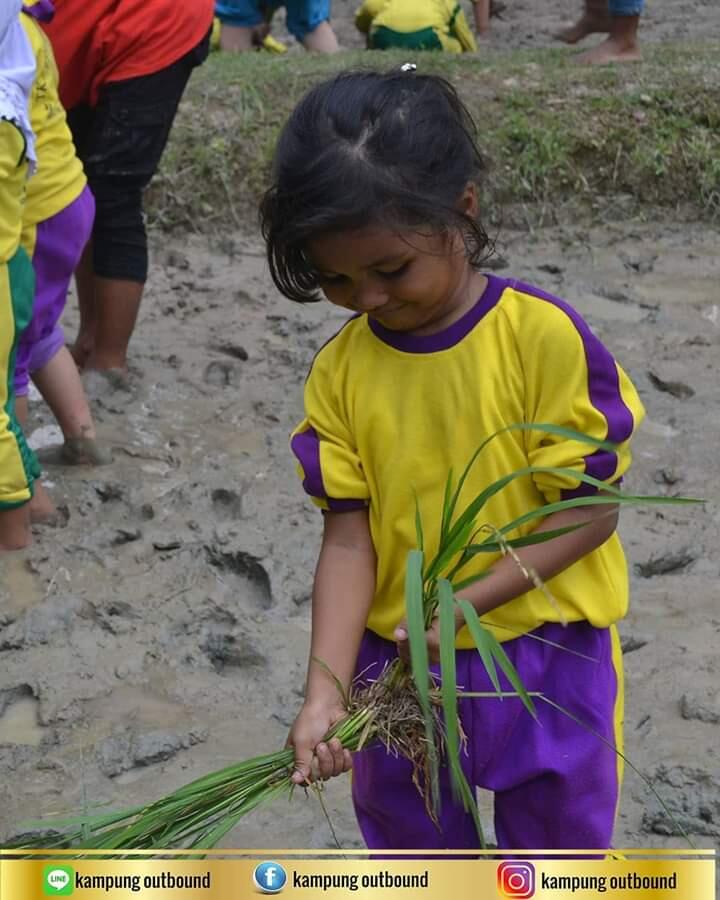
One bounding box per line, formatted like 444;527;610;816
346;659;464;826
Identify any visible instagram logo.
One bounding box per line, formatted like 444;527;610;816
497;861;536;898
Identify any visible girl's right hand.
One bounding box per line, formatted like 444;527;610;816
287;701;353;785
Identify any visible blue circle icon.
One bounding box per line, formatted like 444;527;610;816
253;862;287;894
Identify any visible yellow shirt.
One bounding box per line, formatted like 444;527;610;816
0;120;28;263
291;276;645;646
20;12;86;243
356;0;477;53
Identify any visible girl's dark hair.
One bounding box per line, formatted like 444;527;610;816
260;69;491;303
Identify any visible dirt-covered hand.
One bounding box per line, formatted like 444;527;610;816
287;701;352;785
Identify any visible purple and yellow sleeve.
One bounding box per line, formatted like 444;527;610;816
291;421;369;512
518;284;645;503
290;360;369;512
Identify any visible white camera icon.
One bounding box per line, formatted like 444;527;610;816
497;861;535;898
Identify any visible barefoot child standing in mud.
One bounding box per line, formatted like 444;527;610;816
12;3;109;525
0;1;41;550
261;68;645;849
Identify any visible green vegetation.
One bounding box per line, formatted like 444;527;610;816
147;43;720;232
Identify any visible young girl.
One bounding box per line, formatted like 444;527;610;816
0;0;41;550
261;69;645;849
13;2;107;525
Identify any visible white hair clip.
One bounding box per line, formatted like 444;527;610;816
400;62;417;73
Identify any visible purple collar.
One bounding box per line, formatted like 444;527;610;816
367;274;506;353
22;0;55;23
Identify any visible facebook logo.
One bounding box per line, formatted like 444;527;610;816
253;861;287;894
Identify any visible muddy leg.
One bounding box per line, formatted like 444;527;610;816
13;395;57;524
31;347;111;465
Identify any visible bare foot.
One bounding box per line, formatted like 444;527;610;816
62;437;113;466
575;36;642;64
29;480;57;524
82;368;132;397
555;13;611;44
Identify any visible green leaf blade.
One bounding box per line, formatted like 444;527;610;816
458;599;502;696
404;549;440;812
438;579;461;804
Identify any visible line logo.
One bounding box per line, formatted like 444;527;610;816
43;865;74;896
497;861;535;898
253;861;287;894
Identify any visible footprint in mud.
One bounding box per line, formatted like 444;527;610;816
205;547;273;609
203;360;239;387
201;630;266;673
0;686;46;747
211;488;243;520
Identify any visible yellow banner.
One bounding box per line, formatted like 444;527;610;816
1;851;715;899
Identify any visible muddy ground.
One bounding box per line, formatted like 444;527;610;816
0;0;719;855
1;215;718;851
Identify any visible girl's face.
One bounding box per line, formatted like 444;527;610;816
306;225;486;336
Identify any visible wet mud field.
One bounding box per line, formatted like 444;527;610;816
1;217;718;849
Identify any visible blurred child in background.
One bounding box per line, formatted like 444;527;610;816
216;1;340;53
40;0;213;376
14;2;108;525
355;1;502;51
0;0;40;549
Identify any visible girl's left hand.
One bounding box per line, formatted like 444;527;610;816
394;614;461;665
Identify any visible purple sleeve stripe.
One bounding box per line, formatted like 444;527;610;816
513;280;635;490
290;427;367;512
326;498;368;512
561;477;623;500
291;427;326;500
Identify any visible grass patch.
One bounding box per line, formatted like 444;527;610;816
147;43;720;233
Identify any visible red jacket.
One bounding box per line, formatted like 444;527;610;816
38;0;214;109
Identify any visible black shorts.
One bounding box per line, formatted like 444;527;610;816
68;33;210;283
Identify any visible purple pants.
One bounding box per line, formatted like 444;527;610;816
351;622;623;850
14;186;95;395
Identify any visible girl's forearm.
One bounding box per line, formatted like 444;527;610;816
456;504;619;620
304;514;376;706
